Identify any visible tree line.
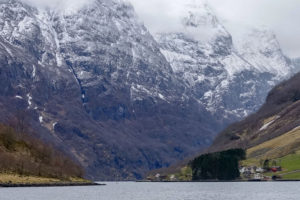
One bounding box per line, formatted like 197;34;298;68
190;149;246;181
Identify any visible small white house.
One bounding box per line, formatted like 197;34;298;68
155;173;161;178
256;167;264;173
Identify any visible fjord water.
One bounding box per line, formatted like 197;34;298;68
1;182;300;200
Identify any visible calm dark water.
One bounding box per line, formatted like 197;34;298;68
0;182;299;200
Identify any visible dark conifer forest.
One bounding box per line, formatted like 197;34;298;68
191;149;246;180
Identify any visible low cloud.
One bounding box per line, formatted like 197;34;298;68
18;0;300;58
129;0;300;58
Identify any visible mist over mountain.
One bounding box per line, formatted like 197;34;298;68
154;1;295;119
20;0;93;10
129;0;300;58
292;58;300;73
0;0;298;180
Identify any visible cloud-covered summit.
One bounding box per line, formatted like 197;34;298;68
129;0;300;58
11;0;300;58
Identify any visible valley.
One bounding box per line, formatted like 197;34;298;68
0;0;299;182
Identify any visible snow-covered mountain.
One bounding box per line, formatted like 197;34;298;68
0;0;297;180
233;28;293;79
155;1;295;119
0;0;223;180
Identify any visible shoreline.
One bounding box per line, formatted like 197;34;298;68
0;182;105;188
137;179;300;183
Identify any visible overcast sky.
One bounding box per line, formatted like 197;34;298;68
22;0;90;12
129;0;300;58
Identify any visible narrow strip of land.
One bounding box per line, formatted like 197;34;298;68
0;182;104;187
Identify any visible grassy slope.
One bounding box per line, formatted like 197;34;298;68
247;127;300;160
246;152;300;180
174;166;192;181
0;174;90;184
279;153;300;179
243;126;300;179
0;174;60;184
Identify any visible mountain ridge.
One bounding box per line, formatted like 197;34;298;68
155;1;295;120
0;0;298;180
0;0;223;180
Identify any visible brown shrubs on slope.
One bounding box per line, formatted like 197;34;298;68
0;124;84;179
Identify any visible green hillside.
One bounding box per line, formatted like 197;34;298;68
243;127;300;180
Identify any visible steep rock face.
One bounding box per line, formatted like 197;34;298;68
50;0;184;119
155;1;295;120
0;0;223;180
